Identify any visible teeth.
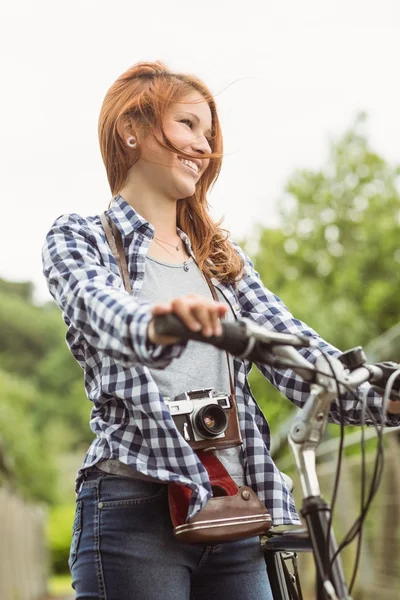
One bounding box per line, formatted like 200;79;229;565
180;158;199;173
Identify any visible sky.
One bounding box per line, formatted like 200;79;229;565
0;0;399;303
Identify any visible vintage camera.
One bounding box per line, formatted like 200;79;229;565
165;387;242;450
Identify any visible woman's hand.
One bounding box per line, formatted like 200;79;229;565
147;294;229;346
387;399;400;415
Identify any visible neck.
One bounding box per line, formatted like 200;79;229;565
119;175;178;241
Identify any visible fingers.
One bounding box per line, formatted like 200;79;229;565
151;302;172;316
387;399;400;415
149;295;229;344
170;294;228;337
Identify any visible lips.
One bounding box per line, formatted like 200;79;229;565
186;157;202;171
178;157;200;177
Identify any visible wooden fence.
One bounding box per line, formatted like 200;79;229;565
0;487;49;600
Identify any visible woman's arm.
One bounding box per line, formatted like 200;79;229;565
231;241;400;425
42;213;187;368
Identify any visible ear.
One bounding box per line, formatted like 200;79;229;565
116;114;137;147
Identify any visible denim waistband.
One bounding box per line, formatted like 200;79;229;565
95;459;166;484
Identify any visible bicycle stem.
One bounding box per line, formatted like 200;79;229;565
288;384;336;497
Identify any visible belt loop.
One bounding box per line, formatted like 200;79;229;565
77;468;89;494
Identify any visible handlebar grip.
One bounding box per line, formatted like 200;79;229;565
153;314;250;356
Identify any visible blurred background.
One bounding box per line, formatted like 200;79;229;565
0;1;399;599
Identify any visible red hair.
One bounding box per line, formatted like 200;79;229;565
98;61;243;284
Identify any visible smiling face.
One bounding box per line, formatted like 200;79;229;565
132;90;213;201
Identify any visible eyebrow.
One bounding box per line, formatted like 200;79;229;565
181;111;212;137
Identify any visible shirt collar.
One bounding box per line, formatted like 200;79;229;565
107;194;196;260
107;194;152;237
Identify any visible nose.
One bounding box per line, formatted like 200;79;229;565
192;133;212;156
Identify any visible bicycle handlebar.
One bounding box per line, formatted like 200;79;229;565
154;314;316;381
153;314;400;396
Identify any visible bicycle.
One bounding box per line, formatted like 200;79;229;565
154;313;400;600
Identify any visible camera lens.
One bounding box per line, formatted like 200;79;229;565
194;404;228;438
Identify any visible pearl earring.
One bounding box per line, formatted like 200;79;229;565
127;136;137;148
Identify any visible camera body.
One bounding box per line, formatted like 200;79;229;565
165;387;242;451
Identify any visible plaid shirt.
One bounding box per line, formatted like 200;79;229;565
42;195;398;525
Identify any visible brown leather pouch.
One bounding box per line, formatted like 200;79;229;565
168;451;272;543
169;485;272;543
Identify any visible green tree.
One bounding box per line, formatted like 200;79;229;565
0;369;57;503
0;285;93;504
245;112;400;428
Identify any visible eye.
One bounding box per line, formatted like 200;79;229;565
180;118;193;129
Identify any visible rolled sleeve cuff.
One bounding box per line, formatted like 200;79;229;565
129;305;187;368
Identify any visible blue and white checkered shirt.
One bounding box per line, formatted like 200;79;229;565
42;195;398;525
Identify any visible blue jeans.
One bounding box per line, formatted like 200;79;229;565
69;469;273;600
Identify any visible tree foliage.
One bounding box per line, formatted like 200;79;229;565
0;291;93;505
245;113;400;425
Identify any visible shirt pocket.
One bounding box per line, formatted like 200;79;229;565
68;500;83;571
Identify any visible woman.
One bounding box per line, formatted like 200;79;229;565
42;61;400;600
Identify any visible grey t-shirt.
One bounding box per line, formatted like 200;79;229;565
138;255;245;486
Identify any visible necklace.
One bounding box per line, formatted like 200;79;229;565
153;236;181;251
152;238;190;272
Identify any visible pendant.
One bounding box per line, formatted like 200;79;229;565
183;262;189;272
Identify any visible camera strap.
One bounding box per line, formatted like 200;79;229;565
202;272;236;402
100;212;236;400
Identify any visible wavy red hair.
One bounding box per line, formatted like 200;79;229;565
98;61;243;284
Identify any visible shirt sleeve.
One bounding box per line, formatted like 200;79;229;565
231;241;400;427
42;213;187;369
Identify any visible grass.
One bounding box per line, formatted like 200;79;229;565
48;573;73;596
